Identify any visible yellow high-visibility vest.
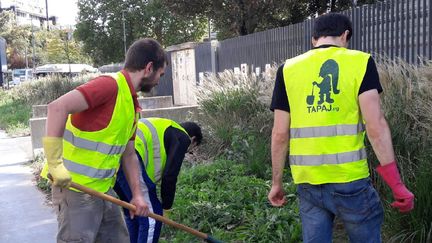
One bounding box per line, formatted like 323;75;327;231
42;72;137;193
283;47;370;185
135;118;187;183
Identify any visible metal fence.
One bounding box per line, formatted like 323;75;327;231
198;0;431;75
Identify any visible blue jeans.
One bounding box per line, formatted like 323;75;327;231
297;178;383;243
114;161;163;243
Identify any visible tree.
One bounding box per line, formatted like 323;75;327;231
308;0;380;15
75;0;207;66
0;11;92;69
0;11;33;68
163;0;309;40
163;0;380;40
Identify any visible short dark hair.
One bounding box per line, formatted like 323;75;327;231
312;13;352;41
180;122;203;145
124;38;168;72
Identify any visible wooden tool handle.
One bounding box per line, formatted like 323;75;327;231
69;181;208;240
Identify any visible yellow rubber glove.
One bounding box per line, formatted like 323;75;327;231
163;209;170;219
42;137;71;188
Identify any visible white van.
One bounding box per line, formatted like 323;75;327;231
12;69;33;85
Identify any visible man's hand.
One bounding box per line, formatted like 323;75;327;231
268;184;287;207
390;187;414;213
376;161;414;213
129;194;149;219
43;137;71;188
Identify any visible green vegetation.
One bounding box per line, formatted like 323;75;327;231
195;71;274;178
373;60;432;242
0;11;91;69
30;153;51;194
160;160;301;243
187;59;432;242
24;59;430;242
0;89;31;135
75;0;206;65
163;0;379;39
0;75;88;136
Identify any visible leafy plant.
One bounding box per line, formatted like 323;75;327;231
160;159;301;243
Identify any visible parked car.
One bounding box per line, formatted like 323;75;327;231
34;64;98;77
11;68;33;85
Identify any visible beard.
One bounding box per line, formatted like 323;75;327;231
139;72;158;93
140;82;154;92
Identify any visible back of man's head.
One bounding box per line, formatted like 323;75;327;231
312;13;352;41
180;122;203;145
124;38;168;72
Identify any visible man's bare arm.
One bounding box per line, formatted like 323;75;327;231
271;109;291;185
359;89;395;165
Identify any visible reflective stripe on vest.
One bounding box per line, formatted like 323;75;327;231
139;118;162;181
290;148;367;166
63;129;126;155
284;47;371;184
63;158;116;179
136;125;150;167
290;123;365;138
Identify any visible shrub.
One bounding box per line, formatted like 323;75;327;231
0;74;91;136
372;60;432;242
160;159;301;243
195;71;275;178
9;74;89;105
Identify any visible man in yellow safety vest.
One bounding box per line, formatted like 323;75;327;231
42;38;167;242
114;118;202;243
268;13;414;242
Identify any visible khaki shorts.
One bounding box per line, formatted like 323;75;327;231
52;187;129;243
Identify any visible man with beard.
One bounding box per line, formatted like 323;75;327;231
41;38;167;242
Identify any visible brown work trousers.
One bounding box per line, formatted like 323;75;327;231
52;186;129;243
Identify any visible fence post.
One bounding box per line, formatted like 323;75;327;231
211;40;219;74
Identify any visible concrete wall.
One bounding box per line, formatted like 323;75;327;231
30;117;46;155
32;105;48;118
141;105;199;123
138;96;173;109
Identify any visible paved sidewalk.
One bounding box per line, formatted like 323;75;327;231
0;130;57;243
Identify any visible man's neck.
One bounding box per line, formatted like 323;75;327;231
314;37;345;48
126;70;141;92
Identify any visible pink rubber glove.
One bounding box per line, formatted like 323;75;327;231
376;162;414;213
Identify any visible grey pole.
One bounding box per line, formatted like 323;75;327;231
25;46;28;69
30;18;36;69
208;18;211;41
122;10;126;56
45;0;49;30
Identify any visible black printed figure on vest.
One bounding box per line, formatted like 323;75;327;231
307;59;340;105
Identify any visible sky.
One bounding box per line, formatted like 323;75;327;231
48;0;78;26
